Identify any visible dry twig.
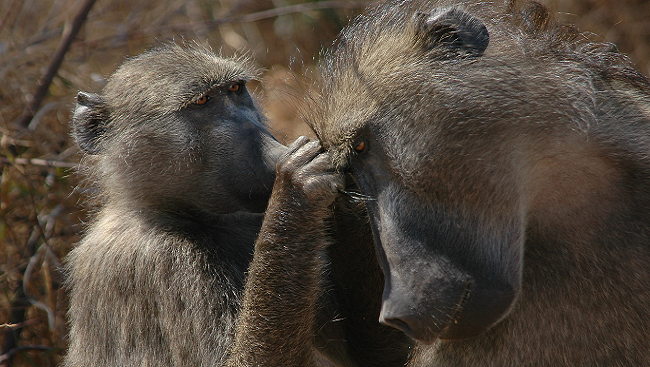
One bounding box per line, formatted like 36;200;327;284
15;0;98;129
0;157;76;168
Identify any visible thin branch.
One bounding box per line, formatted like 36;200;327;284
0;157;76;168
15;0;98;129
222;1;371;24
80;1;371;49
0;318;42;331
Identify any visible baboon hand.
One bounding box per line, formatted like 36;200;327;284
274;136;344;209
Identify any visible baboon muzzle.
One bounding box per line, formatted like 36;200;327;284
376;245;516;342
367;189;518;342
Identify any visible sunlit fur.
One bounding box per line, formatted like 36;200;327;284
64;44;283;367
306;0;650;365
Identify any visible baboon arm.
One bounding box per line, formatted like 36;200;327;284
227;137;344;367
226;207;327;367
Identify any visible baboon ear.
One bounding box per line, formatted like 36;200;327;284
72;91;106;154
414;8;489;59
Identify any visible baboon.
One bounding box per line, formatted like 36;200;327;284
65;44;411;367
64;44;285;366
227;0;650;366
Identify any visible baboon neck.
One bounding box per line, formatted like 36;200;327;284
105;199;263;234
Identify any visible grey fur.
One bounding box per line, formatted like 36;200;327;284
64;44;285;367
300;0;650;365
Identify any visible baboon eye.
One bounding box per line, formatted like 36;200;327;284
194;95;211;105
228;83;241;93
353;139;368;154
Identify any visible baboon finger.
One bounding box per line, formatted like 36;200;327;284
278;136;311;167
279;140;323;175
299;151;336;175
287;135;311;153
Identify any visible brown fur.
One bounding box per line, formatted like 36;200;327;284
64;44;285;367
227;1;650;366
307;0;650;365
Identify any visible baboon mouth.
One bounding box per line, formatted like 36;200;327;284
449;281;473;325
410;281;474;343
392;320;438;345
438;280;473;339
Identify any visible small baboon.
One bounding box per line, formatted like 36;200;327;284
64;44;286;366
66;44;411;367
228;0;650;366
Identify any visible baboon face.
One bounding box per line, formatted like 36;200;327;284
310;3;538;343
73;45;285;214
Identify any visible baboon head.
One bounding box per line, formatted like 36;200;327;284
308;0;648;343
72;44;285;215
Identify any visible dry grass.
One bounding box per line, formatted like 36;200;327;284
1;0;649;366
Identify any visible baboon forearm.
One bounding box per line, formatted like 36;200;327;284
226;137;342;367
228;202;330;367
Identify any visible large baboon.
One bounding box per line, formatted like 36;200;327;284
228;0;650;366
65;44;411;367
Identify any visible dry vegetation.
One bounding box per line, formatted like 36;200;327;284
1;0;649;366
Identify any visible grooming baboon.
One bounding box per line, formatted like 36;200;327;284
65;44;411;367
227;0;650;366
64;44;285;366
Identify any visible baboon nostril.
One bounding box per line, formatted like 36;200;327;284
380;313;440;344
381;317;415;335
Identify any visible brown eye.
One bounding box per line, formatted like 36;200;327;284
353;139;367;154
194;95;210;105
228;83;241;93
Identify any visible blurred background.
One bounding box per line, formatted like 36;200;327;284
1;0;649;365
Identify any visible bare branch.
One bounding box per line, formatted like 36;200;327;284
223;1;371;24
0;318;42;331
79;1;371;50
15;0;98;129
0;157;76;168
